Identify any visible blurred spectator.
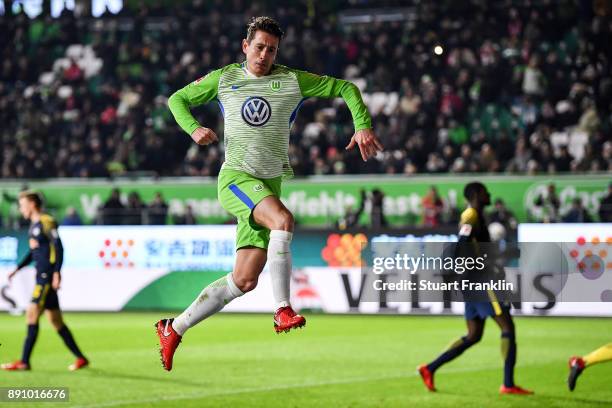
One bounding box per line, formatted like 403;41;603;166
174;204;197;225
61;207;83;226
100;188;124;225
64;58;83;82
370;189;387;229
488;199;517;236
599;183;612;222
534;183;561;222
554;145;574;173
422;186;443;227
478;143;499;172
563;198;593;223
505;138;532;173
446;201;461;226
425;152;447;173
522;55;545;97
126;191;145;225
337;189;365;230
148;192;168;225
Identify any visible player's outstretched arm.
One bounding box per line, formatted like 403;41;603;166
294;69;383;161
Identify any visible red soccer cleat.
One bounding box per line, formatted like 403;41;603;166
155;318;182;371
1;361;30;371
273;306;306;333
418;364;436;392
568;356;585;391
500;385;534;395
69;357;89;371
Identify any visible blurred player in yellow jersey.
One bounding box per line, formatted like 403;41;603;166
1;191;88;371
568;343;612;391
418;182;532;395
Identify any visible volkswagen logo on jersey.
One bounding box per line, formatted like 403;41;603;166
241;97;271;127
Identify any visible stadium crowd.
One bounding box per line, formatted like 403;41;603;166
0;0;610;179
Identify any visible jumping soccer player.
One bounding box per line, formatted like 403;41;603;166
418;182;532;395
1;191;88;371
157;16;383;371
568;343;612;391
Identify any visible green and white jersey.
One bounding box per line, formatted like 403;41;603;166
168;62;371;179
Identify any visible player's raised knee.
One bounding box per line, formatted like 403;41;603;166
466;333;483;344
26;305;41;323
49;315;64;330
233;275;258;293
271;209;294;231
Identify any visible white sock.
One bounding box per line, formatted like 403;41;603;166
172;273;243;336
268;230;293;310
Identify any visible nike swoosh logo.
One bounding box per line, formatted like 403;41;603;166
276;251;290;255
163;320;172;336
231;85;243;90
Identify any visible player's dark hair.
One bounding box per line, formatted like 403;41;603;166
246;16;284;42
19;190;43;209
464;182;486;201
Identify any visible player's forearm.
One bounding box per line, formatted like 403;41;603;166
16;251;32;270
168;90;203;136
54;240;64;273
337;80;372;131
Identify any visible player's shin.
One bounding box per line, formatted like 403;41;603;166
501;331;517;387
427;336;476;372
57;325;85;358
172;273;243;335
583;342;612;367
21;324;39;365
268;230;293;310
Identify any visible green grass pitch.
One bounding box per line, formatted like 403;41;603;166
1;312;611;407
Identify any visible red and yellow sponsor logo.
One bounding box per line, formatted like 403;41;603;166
570;235;612;279
99;238;135;268
321;233;367;267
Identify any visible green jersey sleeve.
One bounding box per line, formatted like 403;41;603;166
168;67;225;136
293;69;372;131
